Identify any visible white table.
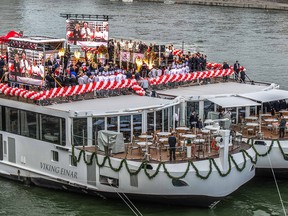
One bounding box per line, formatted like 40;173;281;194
201;129;210;134
159;137;168;143
205;125;220;131
138;135;153;139
157;132;171;136
246;122;259;127
181;134;197;139
245;116;258;121
176;127;190;131
264;118;278;123
261;114;272;117
194;139;205;144
137;141;153;146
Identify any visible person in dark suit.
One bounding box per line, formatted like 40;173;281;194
233;60;240;80
189;111;198;129
168;132;177;161
73;23;81;45
279;115;286;138
222;61;230;81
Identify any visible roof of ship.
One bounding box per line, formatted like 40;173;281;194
157;82;270;99
47;94;175;116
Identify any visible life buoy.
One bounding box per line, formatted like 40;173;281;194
211;138;219;151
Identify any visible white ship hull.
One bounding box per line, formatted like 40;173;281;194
0;132;255;207
253;139;288;176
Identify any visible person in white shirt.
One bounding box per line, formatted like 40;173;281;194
39;58;45;78
174;112;179;128
94;26;104;41
20;52;30;76
31;60;40;76
81;22;92;41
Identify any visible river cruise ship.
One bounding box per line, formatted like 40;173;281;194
156;79;288;176
0;77;257;207
0;34;272;207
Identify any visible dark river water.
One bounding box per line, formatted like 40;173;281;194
0;0;288;215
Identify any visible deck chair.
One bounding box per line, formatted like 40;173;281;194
129;135;141;155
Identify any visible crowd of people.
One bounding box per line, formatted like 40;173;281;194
0;38;247;95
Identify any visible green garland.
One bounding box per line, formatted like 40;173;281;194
72;145;257;181
70;138;288;181
247;138;288;161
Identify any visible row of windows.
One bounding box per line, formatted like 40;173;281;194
72;108;174;146
0;106;66;146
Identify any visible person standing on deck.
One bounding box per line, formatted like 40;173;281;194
189;111;198;130
279;115;286;139
174;112;179;128
233;60;240;80
240;69;246;83
168;132;177;161
222;61;229;82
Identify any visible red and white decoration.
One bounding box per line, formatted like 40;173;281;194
149;68;234;86
81;46;98;53
173;49;183;56
0;79;146;101
0;62;244;101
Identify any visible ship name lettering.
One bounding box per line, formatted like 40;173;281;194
40;162;77;179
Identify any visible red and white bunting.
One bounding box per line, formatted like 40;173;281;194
0;62;245;101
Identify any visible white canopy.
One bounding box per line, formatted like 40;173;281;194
208;96;261;108
239;89;288;103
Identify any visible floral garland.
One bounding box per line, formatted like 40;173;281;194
72;145;256;180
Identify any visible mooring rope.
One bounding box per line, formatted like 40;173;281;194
108;179;143;216
265;143;287;216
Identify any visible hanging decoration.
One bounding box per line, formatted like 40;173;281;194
71;144;257;181
0;62;245;101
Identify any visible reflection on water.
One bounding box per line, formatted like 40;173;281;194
0;177;287;216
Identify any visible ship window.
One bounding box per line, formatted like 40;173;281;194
73;118;87;146
172;179;189;187
156;110;162;131
51;150;59;162
20;110;38;139
133;114;142;136
92;117;105;146
70;155;77;167
147;111;154;135
41;114;66;146
120;115;131;143
5;107;19;134
106;116;118;132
